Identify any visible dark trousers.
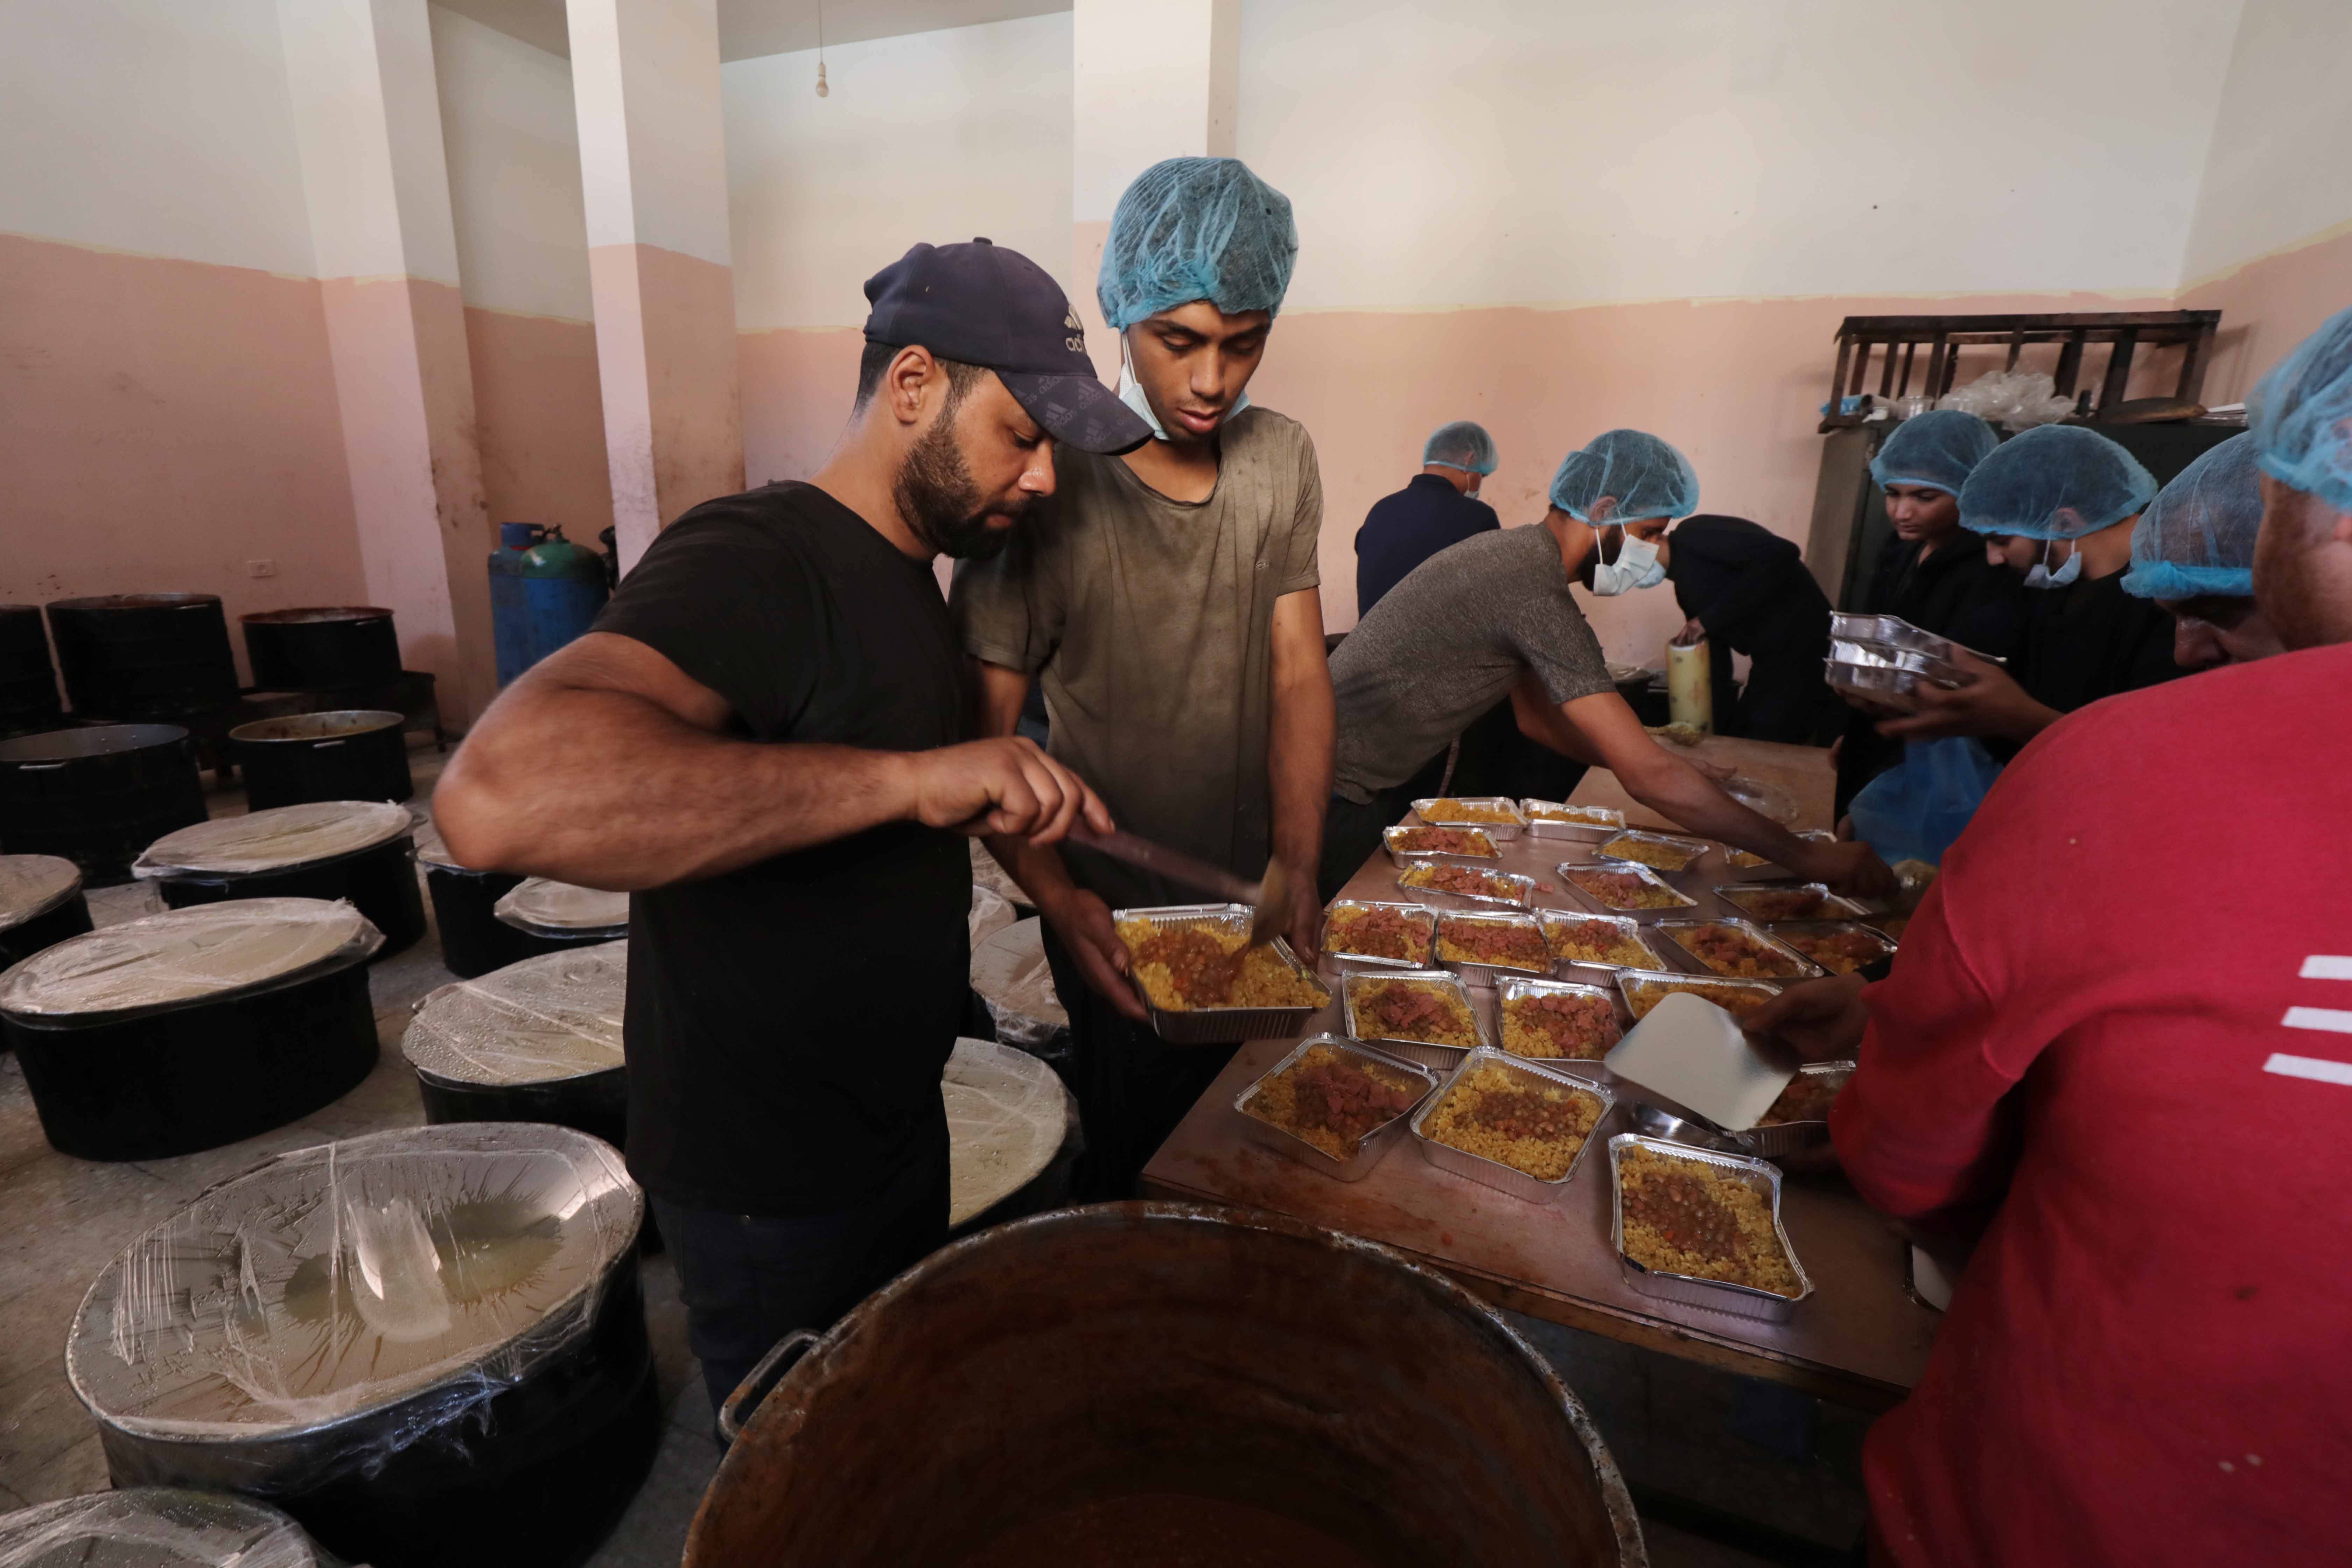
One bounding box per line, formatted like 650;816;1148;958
1040;921;1238;1202
1320;786;1415;904
651;1112;950;1429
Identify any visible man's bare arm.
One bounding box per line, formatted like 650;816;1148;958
436;633;1106;890
1266;589;1336;956
1510;671;1606;765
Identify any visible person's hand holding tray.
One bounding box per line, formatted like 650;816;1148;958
1602;992;1793;1131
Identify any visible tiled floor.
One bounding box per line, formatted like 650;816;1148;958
0;747;1866;1565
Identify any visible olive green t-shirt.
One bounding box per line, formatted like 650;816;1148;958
950;406;1323;910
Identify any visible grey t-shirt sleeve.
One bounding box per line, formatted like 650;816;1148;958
948;505;1064;675
1276;424;1323;596
1505;585;1617;707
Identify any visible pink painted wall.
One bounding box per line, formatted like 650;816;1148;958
2180;226;2352;405
463;306;615;540
0;231;369;687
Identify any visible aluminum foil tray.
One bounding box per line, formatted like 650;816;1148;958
1340;967;1486;1071
1233;1035;1438;1182
1653;917;1825;982
1411;1048;1615;1204
1591;830;1712;874
1319;899;1438;971
1431;910;1554;988
1558;860;1698;919
1732;1061;1854;1157
1409;796;1527;842
1112;903;1331;1046
1535;908;1674;978
1493;975;1623;1063
1763;920;1897;977
1382;824;1502;866
1394;863;1536;910
1519;800;1625;840
1713;882;1869;923
1615;969;1783;1022
1608;1133;1813;1322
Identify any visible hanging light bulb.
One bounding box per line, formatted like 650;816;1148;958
814;0;829;97
816;59;828;97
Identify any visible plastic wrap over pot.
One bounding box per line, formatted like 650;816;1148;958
132;802;415;878
0;1487;341;1568
0;898;381;1020
0;854;80;933
944;1037;1072;1226
403;941;627;1087
969;882;1016;950
970;917;1068;1052
495;877;629;934
67;1122;644;1492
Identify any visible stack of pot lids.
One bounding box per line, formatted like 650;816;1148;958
68;1123;642;1443
132;801;415;880
0;854;81;933
0;1487;340;1568
404;941;628;1087
494;877;629;935
944;1037;1071;1226
0;898;380;1021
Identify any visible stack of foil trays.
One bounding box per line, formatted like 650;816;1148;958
1823;613;2003;699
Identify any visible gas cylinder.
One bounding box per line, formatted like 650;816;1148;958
489;523;610;687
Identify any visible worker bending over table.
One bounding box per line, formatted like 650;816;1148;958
2120;430;2286;668
1322;428;1894;901
1746;303;2352;1568
1656;511;1848;746
434;239;1132;1429
953;158;1336;1201
1875;424;2183;753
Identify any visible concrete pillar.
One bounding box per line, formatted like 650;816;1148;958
1071;0;1241;379
567;0;744;573
277;0;497;726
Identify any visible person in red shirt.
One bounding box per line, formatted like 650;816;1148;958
1752;304;2352;1567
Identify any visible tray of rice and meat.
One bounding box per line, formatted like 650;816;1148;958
1721;829;1835;876
1537;910;1673;975
1519;801;1625;840
1411;1048;1615;1203
1234;1035;1437;1180
1714;882;1869;922
1592;830;1710;873
1560;862;1697;916
1383;825;1502;865
1396;862;1536;908
1609;1135;1812;1320
1734;1061;1855;1157
1616;971;1783;1021
1410;796;1528;840
1656;919;1823;981
1320;899;1437;970
1766;921;1897;976
1494;977;1622;1061
1433;912;1554;986
1113;905;1332;1045
1341;969;1485;1069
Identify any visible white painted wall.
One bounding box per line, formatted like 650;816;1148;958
724;12;1074;329
1071;0;1235;224
430;5;594;318
2179;0;2352;283
0;0;316;274
568;0;733;265
1237;0;2245;312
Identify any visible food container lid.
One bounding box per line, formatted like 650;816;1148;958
1603;990;1792;1130
0;853;80;933
0;897;380;1020
494;876;630;933
945;1037;1072;1226
133;801;415;879
68;1124;642;1445
402;941;628;1087
0;1487;334;1568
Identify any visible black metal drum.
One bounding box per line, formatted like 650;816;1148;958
418;826;528;979
0;1486;346;1567
404;941;629;1152
0;853;93;973
230;709;412;810
0;603;62;736
46;593;239;720
241;606;402;691
0;723;207;884
135;801;426;959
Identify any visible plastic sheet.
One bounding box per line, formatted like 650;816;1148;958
0;1488;338;1568
970;883;1016;950
404;941;627;1088
69;1123;643;1491
944;1037;1072;1226
133;802;414;879
1936;368;2077;431
494;877;629;934
971;917;1068;1053
0;898;379;1020
0;854;80;932
969;838;1029;910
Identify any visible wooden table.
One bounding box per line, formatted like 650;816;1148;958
1567;733;1834;834
1139;793;1939;1413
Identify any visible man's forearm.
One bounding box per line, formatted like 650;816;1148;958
437;683;916;889
1619;751;1812;865
1268;674;1335;870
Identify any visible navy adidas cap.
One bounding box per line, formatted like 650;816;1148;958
863;239;1150;456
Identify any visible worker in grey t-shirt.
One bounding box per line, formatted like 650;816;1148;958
1322;433;1896;902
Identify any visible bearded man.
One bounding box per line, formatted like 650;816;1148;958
435;239;1139;1433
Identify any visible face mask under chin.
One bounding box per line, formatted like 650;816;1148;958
1589;527;1667;596
1117;341;1250;443
2023;540;2084;590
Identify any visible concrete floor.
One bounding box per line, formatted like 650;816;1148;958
0;747;1867;1566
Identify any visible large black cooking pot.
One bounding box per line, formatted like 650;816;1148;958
0;1486;347;1566
241;606;402;691
230;709;412;809
691;1202;1646;1567
0;853;93;973
0;603;62;735
47;593;239;719
0;723;208;884
404;942;630;1154
138;801;427;960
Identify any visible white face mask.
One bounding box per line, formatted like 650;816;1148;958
1590;529;1667;596
1116;340;1248;443
2023;539;2083;591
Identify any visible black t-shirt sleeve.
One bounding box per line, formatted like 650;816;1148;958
592;507;827;737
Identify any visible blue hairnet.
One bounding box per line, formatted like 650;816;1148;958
1869;410;2000;497
1548;429;1699;524
1957;424;2157;540
2121;433;2262;601
2248;302;2352;514
1096;158;1297;332
1423;420;1498;476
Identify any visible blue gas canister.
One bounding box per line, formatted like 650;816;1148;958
489;523;610;687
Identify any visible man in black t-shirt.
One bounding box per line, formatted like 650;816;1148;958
435;239;1146;1431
